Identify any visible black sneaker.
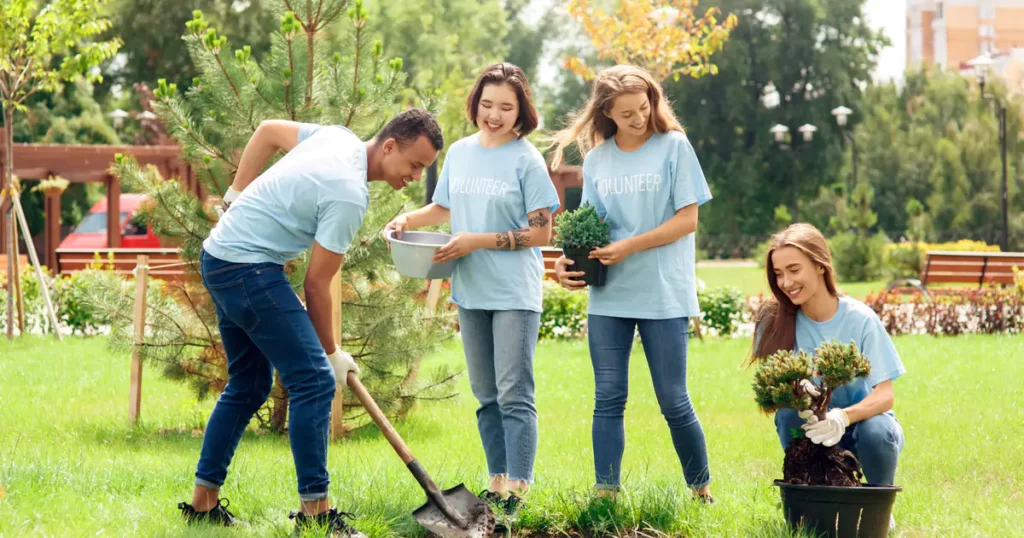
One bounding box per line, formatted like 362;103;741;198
480;491;509;534
694;492;715;505
479;489;502;503
504;493;524;515
289;508;366;537
177;498;246;526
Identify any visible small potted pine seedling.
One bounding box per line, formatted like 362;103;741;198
553;202;611;287
753;340;902;538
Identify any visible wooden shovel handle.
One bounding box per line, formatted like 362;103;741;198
346;371;415;464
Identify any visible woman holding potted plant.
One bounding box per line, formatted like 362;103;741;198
384;63;559;514
750;222;906;488
549;64;714;502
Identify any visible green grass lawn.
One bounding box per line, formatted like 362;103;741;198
2;334;1022;537
696;264;889;300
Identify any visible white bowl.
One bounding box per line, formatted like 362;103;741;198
385;230;456;279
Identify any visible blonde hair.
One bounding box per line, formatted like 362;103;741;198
549;64;683;169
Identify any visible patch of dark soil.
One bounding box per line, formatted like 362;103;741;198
782;438;862;487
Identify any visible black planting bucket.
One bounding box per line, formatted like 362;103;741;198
775;480;902;538
563;247;607;287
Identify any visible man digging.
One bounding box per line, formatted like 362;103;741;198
176;109;443;536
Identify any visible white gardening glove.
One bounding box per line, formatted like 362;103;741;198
215;186;242;218
799;379;821;397
802;408;850;447
326;347;360;383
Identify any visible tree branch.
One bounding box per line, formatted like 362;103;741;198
213;53;242;101
345;24;363;126
286;38;296;119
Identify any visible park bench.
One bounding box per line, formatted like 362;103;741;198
55;248;189;281
886;250;1024;300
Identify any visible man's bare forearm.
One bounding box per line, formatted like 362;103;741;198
230;121;301;192
304;283;336;353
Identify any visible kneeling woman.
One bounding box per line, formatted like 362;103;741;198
750;223;906;486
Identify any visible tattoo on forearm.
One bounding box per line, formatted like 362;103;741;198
494;228;532;249
495;213;547;250
512;228;530;248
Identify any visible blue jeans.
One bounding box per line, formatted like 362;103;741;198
457;308;541;484
195;249;337;502
588;315;711;490
775;409;904;485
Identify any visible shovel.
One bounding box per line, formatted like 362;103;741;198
346;372;496;538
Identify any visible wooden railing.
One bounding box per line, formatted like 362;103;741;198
55;248;189;281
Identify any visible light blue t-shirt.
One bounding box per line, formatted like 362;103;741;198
580;130;712;319
432;133;560;312
203;124;370;265
796;296;907;412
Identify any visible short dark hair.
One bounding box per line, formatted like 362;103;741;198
466;62;539;138
377;108;444;151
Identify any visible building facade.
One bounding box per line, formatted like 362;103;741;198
908;0;1024;70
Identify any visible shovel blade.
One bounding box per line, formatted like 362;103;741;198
412;484;495;538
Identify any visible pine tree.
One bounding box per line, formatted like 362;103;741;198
752;340;871;422
97;0;458;432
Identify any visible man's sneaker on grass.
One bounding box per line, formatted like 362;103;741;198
289;508;367;537
504;493;525;515
177;498;247;527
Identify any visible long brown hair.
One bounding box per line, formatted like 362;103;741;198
466;62;539;138
548;64;683;169
749;223;841;364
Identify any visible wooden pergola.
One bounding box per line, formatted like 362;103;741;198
0;127;196;270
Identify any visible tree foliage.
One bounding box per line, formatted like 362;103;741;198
101;0;457;431
565;0;738;83
753;340;870;419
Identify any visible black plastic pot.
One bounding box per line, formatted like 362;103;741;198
775;480;902;538
563;247;607;287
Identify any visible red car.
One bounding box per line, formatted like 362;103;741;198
59;194;164;249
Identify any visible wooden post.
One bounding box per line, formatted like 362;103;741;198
425;279;443;314
11;212;24;333
0;194;6;257
329;268;345;440
0;127;6;255
129;255;149;424
106;175;121;249
44;190;61;272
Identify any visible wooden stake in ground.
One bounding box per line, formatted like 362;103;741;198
12;195;62;340
425;279;442;314
4;187;13;341
11;191;24;333
130;255;149;424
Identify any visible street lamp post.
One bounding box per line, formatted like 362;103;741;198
969;53;1010;251
763;82;817;221
831;106;858;199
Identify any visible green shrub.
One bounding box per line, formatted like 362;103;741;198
696;285;746;337
1;266;123;335
553;202;611;250
540;280;588;340
829;231;889;283
55;270;119;335
753;237;772;268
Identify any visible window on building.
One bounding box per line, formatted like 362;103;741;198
981;1;995;20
